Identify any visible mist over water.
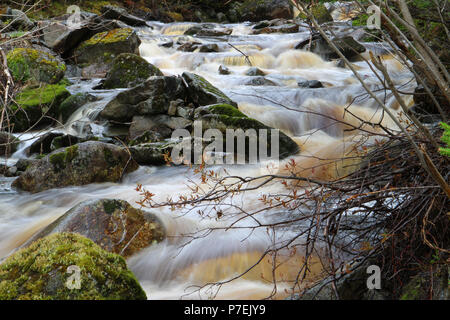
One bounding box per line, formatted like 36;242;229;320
0;18;415;299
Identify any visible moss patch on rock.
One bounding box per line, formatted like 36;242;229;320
7;48;66;84
11;81;70;132
0;233;147;300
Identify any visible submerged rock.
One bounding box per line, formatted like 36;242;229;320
23;199;165;258
101;53;163;89
0;233;147;300
182;72;237;107
12;141;138;193
298;80;324;88
6;48;66;84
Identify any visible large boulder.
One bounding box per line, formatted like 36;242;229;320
181;72;237;107
48;12;126;58
6;48;66;84
0;131;20;157
0;233;147;300
296;35;366;61
73;28;141;77
23;199;165;258
12;141;139;193
196;104;299;159
28;132;79;156
10;82;71;132
101;53;163;89
100;75;187;122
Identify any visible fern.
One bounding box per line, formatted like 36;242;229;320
439;122;450;157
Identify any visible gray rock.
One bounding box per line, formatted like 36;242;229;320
100;5;148;27
12;141;139;193
22;198;165;258
245;67;266;76
218;65;231;75
244;76;277;86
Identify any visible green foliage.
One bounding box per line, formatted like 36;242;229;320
438;122;450;157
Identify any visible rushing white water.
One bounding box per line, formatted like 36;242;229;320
0;19;415;299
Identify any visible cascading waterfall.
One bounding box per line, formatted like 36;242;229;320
0;18;416;299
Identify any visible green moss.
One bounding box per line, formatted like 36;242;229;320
49;145;78;170
208;104;247;118
0;233;147;300
80;28;134;48
11;81;70;132
7;48;66;84
297;3;333;24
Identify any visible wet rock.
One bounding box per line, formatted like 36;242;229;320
100;75;186;122
28;132;64;155
0;131;19;156
15;158;38;172
0;233;147;300
244;76;277;86
101;53;163;89
199;43;219;53
184;25;232;37
23;199;165;258
253;23;299;34
177;41;201;52
51;12;126;58
59;92;97;122
196;104;300;159
12;141;139;193
6;48;66;84
129;116;175;141
298;80;324;88
130;139;181;165
296;34;366;61
245;67;266;77
182;72;237;107
100;5;148;27
218;65;231;75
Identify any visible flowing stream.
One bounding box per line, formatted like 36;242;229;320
0;17;415;299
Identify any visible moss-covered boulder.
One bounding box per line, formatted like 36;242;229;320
11;81;71;132
23;199;165;258
182;72;237;107
0;131;20;156
400;266;449;300
73;28;141;67
0;233;147;300
197;104;299;159
12;141;139;193
6;48;66;84
102;53;163;89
